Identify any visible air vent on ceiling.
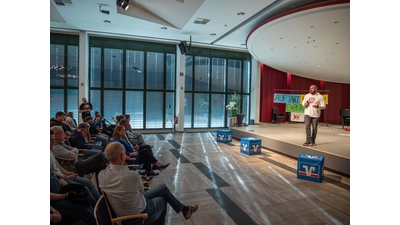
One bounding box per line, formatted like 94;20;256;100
54;0;72;6
193;18;210;25
54;0;64;6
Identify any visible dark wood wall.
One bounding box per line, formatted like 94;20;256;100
259;64;350;125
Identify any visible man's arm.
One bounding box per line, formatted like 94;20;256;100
51;143;78;161
319;96;326;110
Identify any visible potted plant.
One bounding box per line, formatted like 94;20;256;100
226;93;240;127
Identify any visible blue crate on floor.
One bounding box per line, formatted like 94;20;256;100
216;130;233;143
240;137;262;155
297;153;324;183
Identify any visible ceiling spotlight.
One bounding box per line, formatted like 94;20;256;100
117;0;130;11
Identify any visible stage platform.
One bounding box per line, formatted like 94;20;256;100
230;122;350;177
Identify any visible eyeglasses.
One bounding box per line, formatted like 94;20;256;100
84;108;90;110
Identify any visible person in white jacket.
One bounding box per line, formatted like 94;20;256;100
301;85;326;146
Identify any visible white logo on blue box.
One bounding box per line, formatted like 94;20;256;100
298;164;320;178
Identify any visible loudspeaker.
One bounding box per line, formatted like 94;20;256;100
178;41;189;55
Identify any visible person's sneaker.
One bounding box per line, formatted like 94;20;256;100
183;205;199;220
311;142;316;146
303;142;311;146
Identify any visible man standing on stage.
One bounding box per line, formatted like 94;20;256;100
301;85;326;146
79;97;93;122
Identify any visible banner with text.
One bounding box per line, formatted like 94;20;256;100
275;93;329;105
286;104;305;113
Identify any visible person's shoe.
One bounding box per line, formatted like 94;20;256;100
141;176;153;181
138;169;147;175
183;205;199;220
311;142;316;146
157;163;170;171
148;170;159;176
303;141;311;146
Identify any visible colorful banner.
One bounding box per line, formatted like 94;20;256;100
276;93;328;105
286;104;305;113
273;94;300;104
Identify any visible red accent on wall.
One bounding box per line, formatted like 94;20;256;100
260;65;350;125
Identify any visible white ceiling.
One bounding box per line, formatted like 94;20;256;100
50;0;350;84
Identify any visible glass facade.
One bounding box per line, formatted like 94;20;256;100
50;34;251;129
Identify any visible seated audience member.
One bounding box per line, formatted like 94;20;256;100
50;126;107;192
69;123;103;153
50;111;72;137
50;206;74;225
118;118;154;151
112;125;169;177
111;125;141;166
50;170;96;225
121;118;169;172
123;114;148;146
94;113;112;137
99;142;198;225
65;112;78;129
51;129;100;200
86;116;110;147
114;115;125;124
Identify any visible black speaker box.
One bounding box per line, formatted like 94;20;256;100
178;41;189;54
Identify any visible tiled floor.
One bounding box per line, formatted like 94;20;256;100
138;130;350;225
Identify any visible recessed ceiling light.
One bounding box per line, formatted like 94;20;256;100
334;21;339;24
311;26;314;28
210;33;216;36
241;43;246;46
237;12;245;16
161;27;167;29
103;20;111;23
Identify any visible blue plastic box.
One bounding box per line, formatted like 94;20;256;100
240;137;262;155
297;153;324;183
216;130;233;143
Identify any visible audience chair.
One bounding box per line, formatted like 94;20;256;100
269;107;285;126
94;192;148;225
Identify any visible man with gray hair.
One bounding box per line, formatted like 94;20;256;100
98;142;198;225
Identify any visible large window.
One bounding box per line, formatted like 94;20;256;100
50;34;79;119
88;37;176;129
184;49;251;128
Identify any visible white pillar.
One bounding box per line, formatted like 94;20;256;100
78;31;89;124
175;45;185;132
250;56;260;124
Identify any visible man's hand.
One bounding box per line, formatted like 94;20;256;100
129;151;139;157
133;145;139;150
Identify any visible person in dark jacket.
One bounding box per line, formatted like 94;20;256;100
69;123;103;157
50;111;72;137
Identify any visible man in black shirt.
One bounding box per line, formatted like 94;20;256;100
79;97;93;122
